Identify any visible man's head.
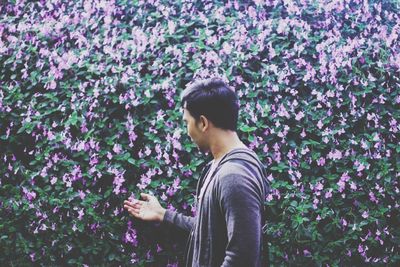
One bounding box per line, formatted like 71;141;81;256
181;78;239;151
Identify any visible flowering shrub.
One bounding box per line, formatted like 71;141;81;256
1;0;399;266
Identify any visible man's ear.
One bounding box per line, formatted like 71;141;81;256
199;115;209;132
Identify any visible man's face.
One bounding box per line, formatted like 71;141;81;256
182;108;208;152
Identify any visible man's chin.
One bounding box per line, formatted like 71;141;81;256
199;148;207;153
196;145;208;154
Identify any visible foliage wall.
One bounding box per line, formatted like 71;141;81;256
1;0;399;266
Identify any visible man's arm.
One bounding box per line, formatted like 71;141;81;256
163;210;195;232
217;174;263;267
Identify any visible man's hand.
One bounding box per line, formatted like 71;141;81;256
124;193;166;223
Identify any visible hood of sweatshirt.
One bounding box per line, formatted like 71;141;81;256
207;147;270;197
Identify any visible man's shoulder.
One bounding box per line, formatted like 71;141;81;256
212;161;264;198
216;160;261;181
218;160;248;174
215;150;266;183
219;149;264;173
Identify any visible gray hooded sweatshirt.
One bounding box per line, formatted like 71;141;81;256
163;148;269;267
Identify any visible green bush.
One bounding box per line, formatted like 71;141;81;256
0;0;399;266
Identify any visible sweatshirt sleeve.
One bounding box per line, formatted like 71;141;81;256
162;209;195;232
217;173;263;267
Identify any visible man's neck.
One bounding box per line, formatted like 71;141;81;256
209;130;247;160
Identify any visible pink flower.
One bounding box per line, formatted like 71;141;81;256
358;244;364;253
49;80;56;90
222;42;232;55
325;189;333;199
317;120;323;129
248;6;257;19
357;164;365;172
80;123;88;133
144;146;151;156
124;228;138;246
315;182;324;191
313;198;319;208
113;171;125;195
369;192;378;203
78;209;84;220
328;149;343;160
317;157;325;166
300;128;306;138
47;130;55;141
113;143;122;154
350;182;357;190
337;180;345;193
168;20;176;34
50;176;57;185
362;211;369;219
76;141;85;151
295;111;304;121
78;190;86;200
303;249;311;256
23;187;36;201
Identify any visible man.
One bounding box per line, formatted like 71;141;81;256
124;78;269;266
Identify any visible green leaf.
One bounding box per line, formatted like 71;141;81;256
67;111;79;126
128;158;137;166
239;125;257;133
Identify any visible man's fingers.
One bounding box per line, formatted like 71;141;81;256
124;199;140;204
126;207;141;218
124;203;142;212
124;200;144;208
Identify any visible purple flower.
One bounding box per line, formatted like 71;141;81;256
317;157;326;166
327;149;342;160
337;172;350;193
111;169;125;195
113;143;122;154
369;192;378;203
362;211;369;219
124;228;138;246
78;209;84;220
222;42;232;54
325;189;333;199
295;111;304;121
50;176;57;185
23;187;36;201
137;173;151;190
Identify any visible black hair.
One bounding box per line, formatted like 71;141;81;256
181;78;239;131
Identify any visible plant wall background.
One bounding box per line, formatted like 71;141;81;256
0;0;399;266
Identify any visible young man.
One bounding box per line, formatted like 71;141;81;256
124;78;269;266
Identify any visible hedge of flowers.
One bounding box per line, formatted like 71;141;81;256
1;0;399;266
